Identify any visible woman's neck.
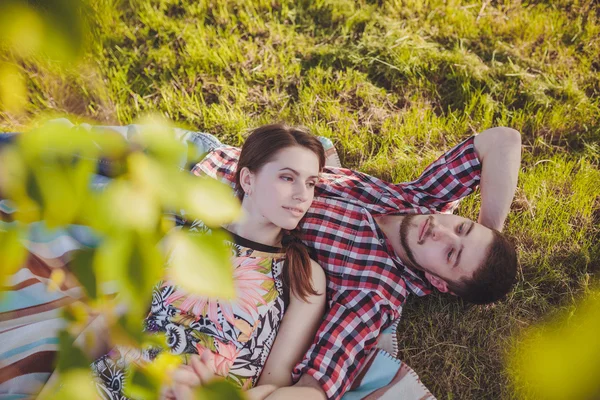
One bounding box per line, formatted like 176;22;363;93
226;220;282;247
225;203;283;247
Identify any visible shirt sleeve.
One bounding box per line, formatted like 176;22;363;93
191;146;240;189
316;136;481;214
292;290;395;400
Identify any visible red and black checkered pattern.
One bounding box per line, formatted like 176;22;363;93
192;136;481;400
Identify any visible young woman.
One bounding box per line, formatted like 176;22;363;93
91;124;327;400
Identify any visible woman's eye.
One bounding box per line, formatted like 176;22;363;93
307;181;316;188
281;176;293;182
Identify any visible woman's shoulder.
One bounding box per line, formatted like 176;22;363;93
308;259;326;293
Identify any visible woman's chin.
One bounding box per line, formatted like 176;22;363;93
276;218;301;231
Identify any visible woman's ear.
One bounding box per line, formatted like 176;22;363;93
239;167;254;195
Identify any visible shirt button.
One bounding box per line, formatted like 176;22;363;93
379;239;385;244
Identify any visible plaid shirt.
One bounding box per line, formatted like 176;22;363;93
192;136;481;400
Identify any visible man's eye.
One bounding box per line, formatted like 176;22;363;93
457;223;464;234
447;249;454;261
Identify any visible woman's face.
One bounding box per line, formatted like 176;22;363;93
244;146;320;231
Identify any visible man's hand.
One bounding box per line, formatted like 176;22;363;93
474;127;522;231
162;354;215;400
263;374;327;400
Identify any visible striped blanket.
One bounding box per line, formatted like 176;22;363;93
0;203;100;399
0;124;435;400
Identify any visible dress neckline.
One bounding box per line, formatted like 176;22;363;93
224;229;283;254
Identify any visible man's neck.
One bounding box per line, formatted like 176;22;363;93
373;214;412;267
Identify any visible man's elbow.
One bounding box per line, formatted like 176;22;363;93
476;127;521;158
487;127;521;148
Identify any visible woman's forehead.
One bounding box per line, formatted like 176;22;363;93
263;147;321;174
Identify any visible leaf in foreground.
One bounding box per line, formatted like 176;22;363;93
509;290;600;400
167;230;235;299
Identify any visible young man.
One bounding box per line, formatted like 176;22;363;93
191;126;521;400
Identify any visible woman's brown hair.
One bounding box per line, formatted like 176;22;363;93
234;123;325;301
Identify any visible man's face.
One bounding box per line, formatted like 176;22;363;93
398;214;494;291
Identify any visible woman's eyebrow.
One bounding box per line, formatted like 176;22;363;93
279;167;319;179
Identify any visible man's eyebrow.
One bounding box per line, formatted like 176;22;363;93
279;167;319;179
453;222;473;268
465;221;475;236
453;246;463;268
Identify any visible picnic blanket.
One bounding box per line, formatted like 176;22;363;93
0;204;100;399
0;122;435;400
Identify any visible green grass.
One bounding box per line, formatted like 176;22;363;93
1;0;599;398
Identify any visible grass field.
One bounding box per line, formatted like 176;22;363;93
1;0;599;398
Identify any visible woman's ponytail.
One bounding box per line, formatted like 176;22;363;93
281;231;318;302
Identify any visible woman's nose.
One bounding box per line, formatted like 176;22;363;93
293;184;309;201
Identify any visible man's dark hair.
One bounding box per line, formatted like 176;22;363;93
448;229;518;305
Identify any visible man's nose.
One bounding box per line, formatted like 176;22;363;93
431;225;458;244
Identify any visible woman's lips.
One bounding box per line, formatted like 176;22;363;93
283;206;304;217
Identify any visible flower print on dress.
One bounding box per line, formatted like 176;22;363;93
195;339;240;377
165;323;188;354
92;353;131;400
165;256;275;331
150;284;174;314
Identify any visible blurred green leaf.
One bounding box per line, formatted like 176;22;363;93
126;365;159;400
133;118;188;168
89;130;131;160
0;3;44;57
0;146;41;222
62;302;90;327
509;290;600;400
0;62;27;114
71;248;98;299
166;230;235;299
5;123;102;226
0;0;89;62
125;353;182;400
0;225;27;287
194;379;246;400
114;313;146;347
56;330;90;372
93;231;131;283
94;231;164;319
32;160;94;227
18;122;99;162
101;180;160;233
39;369;96;400
127;233;163;304
182;175;242;227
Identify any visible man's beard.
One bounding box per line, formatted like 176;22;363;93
399;214;432;271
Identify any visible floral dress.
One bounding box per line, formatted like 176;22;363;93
91;227;287;399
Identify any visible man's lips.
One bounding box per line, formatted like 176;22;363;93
283;206;304;216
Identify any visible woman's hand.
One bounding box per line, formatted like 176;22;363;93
162;353;216;400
